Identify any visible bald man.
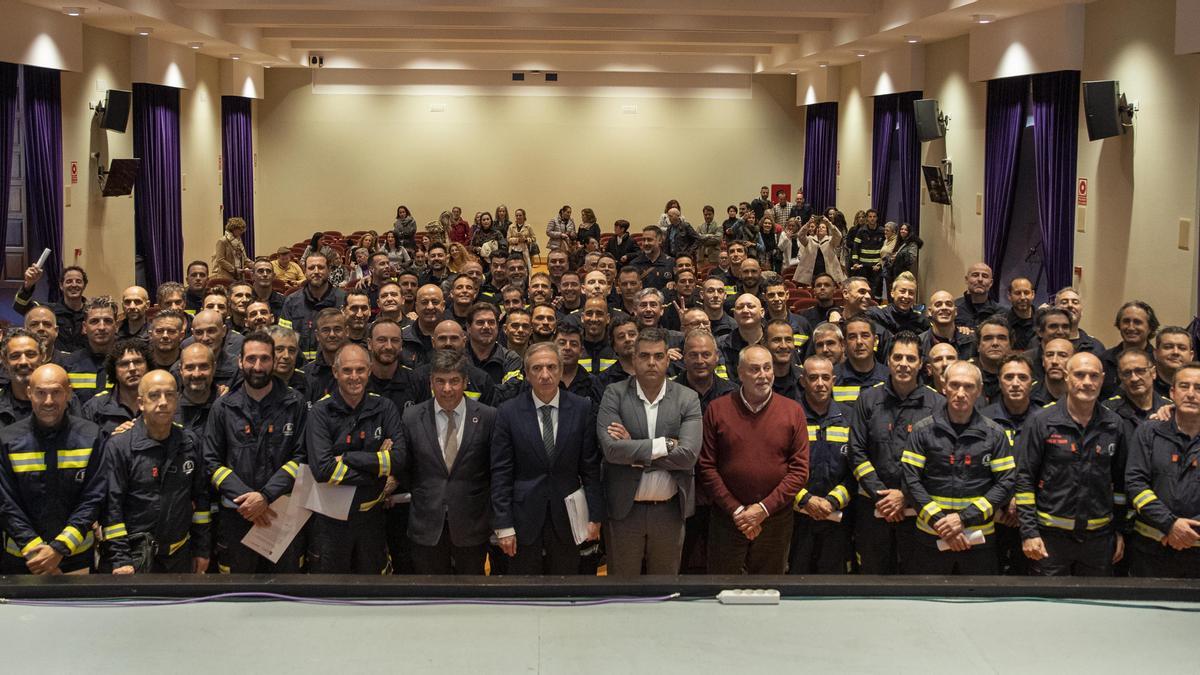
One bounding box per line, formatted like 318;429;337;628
412;320;497;406
955;262;1002;329
400;284;446;368
180;309;242;388
101;370;210;574
716;293;764;379
920;290;976;360
117;286;151;340
1015;352;1129;576
0;364;105;574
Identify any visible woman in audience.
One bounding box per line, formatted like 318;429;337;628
393;205;418;252
577;208;601;250
358;231;379;254
411;246;429;277
448;242;474;273
879;221;899;294
448;212;472;246
888;222;923;280
509;208;536;268
777;217;804;270
721;205;740;243
471;211;506;259
347;246;371;285
792;218;846;286
657;199;681;229
494;204;513;236
327;248;349;287
546;204;576;252
380;230;411;269
212;217;251;282
758;214;780;271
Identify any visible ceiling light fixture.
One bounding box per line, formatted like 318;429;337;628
855;50;868;58
230;54;241;61
62;7;83;17
818;61;829;68
973;14;995;24
136;27;153;36
905;35;921;44
789;71;797;76
189;42;203;50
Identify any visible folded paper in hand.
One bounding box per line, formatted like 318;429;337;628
293;464;355;520
937;529;986;551
240;494;312;563
564;488;590;545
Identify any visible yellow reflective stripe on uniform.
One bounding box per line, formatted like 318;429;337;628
302;350;317;361
1014;491;1036;506
10;451;47;473
971;497;994;521
918;501;943;524
826;426;850;443
599;358;617;367
57;448;92;469
1037;511;1112;531
853;461;876;479
714;365;728;379
19;536;45;556
579;359;593;369
833;385;861;402
330;461;349;484
1132;489;1157;510
103;523;128;539
900;450;926;468
54;525;85;554
724;285;736;296
792;334;810;347
918;518;995;538
377;450;391;477
806;425;820;442
465;391;482;400
281;461;299;478
828;484;851;508
929;495;975;509
502;370;523;383
168;534;190;555
191;511;211;525
212;466;233;487
218;563;232;574
1003;429;1016;445
989;456;1016;472
278;318;292;328
67;372;98;389
793;489;810;510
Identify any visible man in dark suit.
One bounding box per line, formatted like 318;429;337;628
491;342;604;574
598;327;703;575
400;349;497;575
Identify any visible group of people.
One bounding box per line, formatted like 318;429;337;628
0;191;1196;580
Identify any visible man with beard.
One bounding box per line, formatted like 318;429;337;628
185;310;241;389
176;343;219;437
578;297;616;377
245;300;275;333
420;243;451;287
146;310;186;370
62;297;119;404
467;303;523;385
203;332;308;573
281;252;347;363
529;304;559;346
800;273;840;327
227;282;254;335
954;263;1002;329
343;290;372;346
0;329;79;427
117;286;151;340
81;338;149;438
1005;277;1037;351
1030;338;1075;407
264;325;307;397
1024;307;1072;381
599;317;640;388
1055;288;1105;357
630;225;675;291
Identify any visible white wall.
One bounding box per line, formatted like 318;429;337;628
835;61;871;218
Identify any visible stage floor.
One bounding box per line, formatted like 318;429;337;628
2;594;1197;674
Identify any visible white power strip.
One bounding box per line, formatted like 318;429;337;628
716;589;781;605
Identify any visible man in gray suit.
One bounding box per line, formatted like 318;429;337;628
400;349;497;575
598;327;703;575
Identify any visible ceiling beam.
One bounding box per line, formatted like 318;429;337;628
287;40;774;55
262;26;804;45
182;0;879;18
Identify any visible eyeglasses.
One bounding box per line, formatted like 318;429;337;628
1118;366;1153;379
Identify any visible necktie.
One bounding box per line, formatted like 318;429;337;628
443;409;459;470
540;405;556;458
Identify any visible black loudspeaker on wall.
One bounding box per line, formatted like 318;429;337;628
97;89;130;133
1083;80;1129;141
913;99;946;142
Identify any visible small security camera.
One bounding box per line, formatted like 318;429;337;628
309;55;324;68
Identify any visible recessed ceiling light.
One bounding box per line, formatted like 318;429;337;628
62;7;83;17
136;27;153;36
264;64;272;69
818;61;829;68
905;35;921;44
855;51;868;58
789;71;797;76
973;14;995;24
230;54;241;61
189;42;203;50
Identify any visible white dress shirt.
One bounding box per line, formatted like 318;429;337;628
495;390;560;540
434;396;468;464
633;379;676;502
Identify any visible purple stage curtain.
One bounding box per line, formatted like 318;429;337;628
983;76;1029;298
803;102;838;215
1031;70;1080;296
0;63;16;281
133;83;183;295
221;96;255;258
870;95;896;221
894;91;922;233
22;66;63;303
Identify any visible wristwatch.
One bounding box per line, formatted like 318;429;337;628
665;438;677;452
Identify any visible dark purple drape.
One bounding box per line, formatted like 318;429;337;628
133;83;183;295
0;63;16;281
23;66;63;303
221;96;255;258
983;76;1029;299
894;91;921;232
1031;71;1080;295
870;95;896;221
803;102;837;215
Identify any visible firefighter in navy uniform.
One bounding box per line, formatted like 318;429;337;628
0;364;105;574
981;354;1036;575
833;317;889;405
1015;352;1129;576
61;296;119;404
80;338;148;439
202;332;308;573
849;332;944;574
307;343;405;574
101;370;210;574
902;361;1016;574
789;355;854;574
279;251;347;363
1124;363;1200;578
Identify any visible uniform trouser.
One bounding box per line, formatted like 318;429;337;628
606;499;685;576
680;504;712;574
789;513;852;574
217;507;305;574
1;547;93;574
1128;535;1200;579
707;509;793;575
384;502;414;574
995;522;1029;576
853;496;915;574
1030;528;1115;577
308;508;390;575
906;540;999;575
409;520;487;575
509;504;581;575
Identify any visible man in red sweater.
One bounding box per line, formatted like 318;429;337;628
699;344;810;574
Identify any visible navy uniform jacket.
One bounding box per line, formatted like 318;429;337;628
1126;419;1200;544
62;347;111;404
80;390;138;440
793;397;853;515
849;380;944;500
280;284;347;362
306;389;404;511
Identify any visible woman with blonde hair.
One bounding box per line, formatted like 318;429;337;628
792;217;846;286
448;242;475;273
212;217;250;281
508;207;536;268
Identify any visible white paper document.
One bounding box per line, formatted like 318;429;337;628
874;507;918;518
293;463;356;520
564;488;591;545
240;494;313;563
937;529;986;551
825;510;843;523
